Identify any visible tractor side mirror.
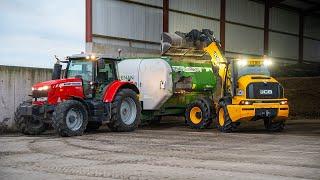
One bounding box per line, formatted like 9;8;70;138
52;63;62;80
52;55;62;80
98;58;105;69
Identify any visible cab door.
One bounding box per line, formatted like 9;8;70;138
95;61;117;99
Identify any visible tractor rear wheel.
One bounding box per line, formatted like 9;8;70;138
15;101;46;135
216;102;238;133
107;89;141;132
264;119;285;132
53;100;88;137
185;99;212;129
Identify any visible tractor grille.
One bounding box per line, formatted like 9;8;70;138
246;82;283;99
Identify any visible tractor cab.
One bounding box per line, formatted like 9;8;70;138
63;54;120;99
227;58;274;97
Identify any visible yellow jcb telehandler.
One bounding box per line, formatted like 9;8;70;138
204;41;289;132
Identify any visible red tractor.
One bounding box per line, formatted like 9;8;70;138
15;54;141;136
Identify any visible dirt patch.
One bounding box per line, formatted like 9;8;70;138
0;118;319;180
278;76;320;117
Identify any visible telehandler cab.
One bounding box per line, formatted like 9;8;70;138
15;54;141;136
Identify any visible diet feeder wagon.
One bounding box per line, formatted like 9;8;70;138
118;56;217;128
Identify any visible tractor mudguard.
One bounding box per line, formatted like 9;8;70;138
103;80;139;103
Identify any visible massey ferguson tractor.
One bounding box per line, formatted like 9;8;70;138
15;54;141;136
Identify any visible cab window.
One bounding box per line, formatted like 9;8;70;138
67;60;93;82
97;62;115;84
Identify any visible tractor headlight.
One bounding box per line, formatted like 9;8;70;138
240;100;253;105
237;59;248;66
263;59;273;66
86;55;96;60
38;85;50;91
280;100;288;105
32;85;50;98
32;85;50;91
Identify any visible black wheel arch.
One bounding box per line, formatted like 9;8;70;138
118;83;140;95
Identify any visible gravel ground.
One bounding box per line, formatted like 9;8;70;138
0;119;319;180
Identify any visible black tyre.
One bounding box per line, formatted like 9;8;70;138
216;102;238;133
199;97;216;119
185;99;212;129
53;100;88;137
15;101;46;135
85;122;102;132
107;89;141;132
264;119;285;132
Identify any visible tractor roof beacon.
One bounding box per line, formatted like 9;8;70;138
15;54;141;136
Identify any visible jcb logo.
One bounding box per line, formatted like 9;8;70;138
260;90;273;95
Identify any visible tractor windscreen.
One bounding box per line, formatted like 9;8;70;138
67;59;93;82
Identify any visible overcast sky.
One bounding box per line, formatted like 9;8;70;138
0;0;85;68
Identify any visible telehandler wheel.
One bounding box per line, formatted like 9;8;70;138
185;100;212;129
264;119;285;132
216;104;238;133
107;89;141;132
53;100;88;137
85;122;102;132
15;101;46;135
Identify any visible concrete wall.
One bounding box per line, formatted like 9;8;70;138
0;66;52;131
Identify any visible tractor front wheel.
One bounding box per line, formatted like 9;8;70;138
107;89;141;132
15;101;46;135
53;100;88;137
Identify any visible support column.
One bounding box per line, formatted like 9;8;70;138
220;0;226;52
299;13;304;63
264;0;270;56
85;0;93;43
163;0;169;32
85;0;93;53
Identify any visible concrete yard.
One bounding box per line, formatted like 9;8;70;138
0;119;320;180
